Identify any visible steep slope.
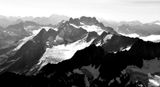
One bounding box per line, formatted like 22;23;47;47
0;29;47;73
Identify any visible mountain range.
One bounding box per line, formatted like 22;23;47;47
100;19;160;37
0;14;69;50
0;16;160;87
0;14;69;27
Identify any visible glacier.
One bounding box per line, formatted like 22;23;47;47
38;34;95;68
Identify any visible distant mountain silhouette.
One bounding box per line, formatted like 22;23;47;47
0;14;69;27
99;19;160;36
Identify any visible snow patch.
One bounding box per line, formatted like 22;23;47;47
70;22;104;35
140;35;160;42
120;46;131;51
32;29;42;35
80;22;84;25
95;34;113;46
149;79;160;86
103;34;113;43
96;40;102;46
13;36;34;51
119;33;140;38
149;75;160;87
155;22;160;25
81;25;104;35
70;23;80;28
54;28;58;31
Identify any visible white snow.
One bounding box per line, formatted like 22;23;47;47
119;33;140;38
32;29;42;35
81;25;104;35
155;22;160;25
54;35;64;42
140;35;160;42
70;23;80;28
13;36;34;51
69;22;104;35
120;46;131;51
38;35;95;68
80;22;84;25
54;28;58;31
103;34;113;43
13;29;42;51
96;34;113;46
149;75;160;87
149;79;160;86
125;46;131;51
96;40;102;46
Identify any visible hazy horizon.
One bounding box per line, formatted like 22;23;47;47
0;0;160;23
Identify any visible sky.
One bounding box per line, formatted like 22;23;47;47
0;0;160;23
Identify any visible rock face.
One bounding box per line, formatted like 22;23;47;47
0;29;47;73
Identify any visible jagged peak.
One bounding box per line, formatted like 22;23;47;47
62;17;118;35
69;17;81;26
66;16;100;26
80;16;97;22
